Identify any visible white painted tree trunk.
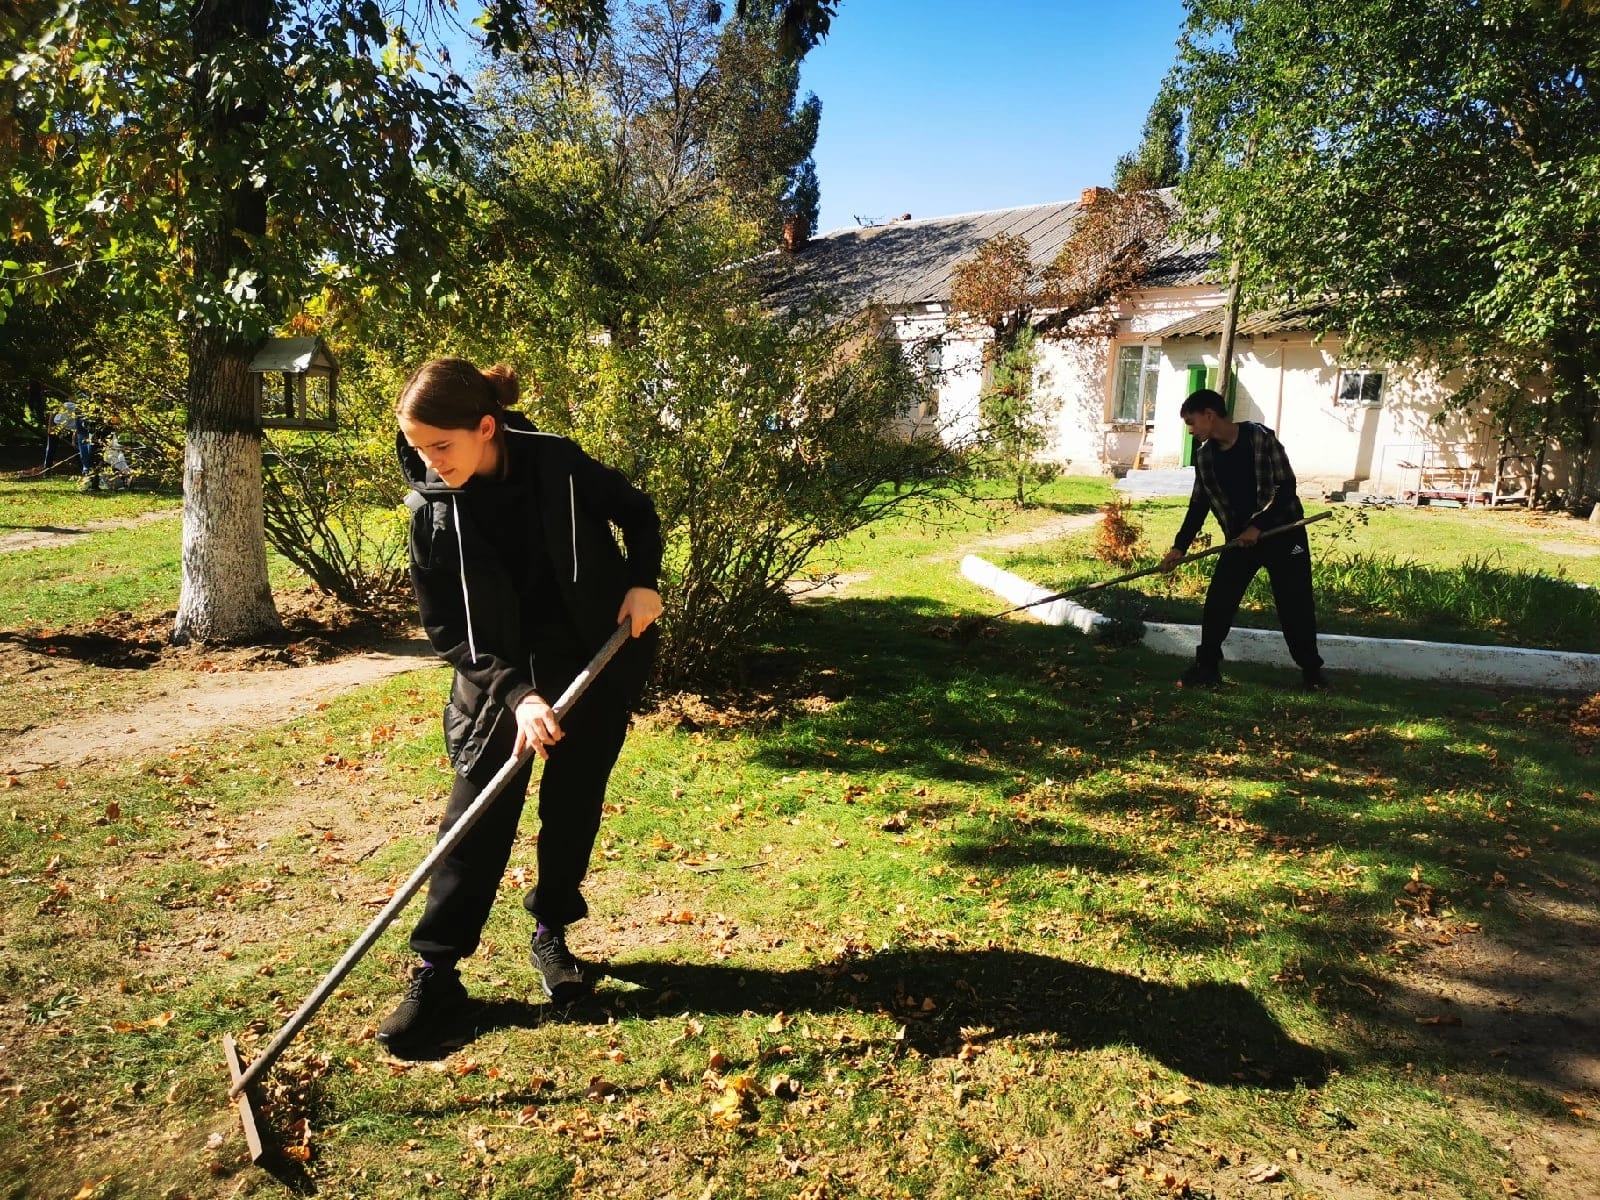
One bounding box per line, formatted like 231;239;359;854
172;329;280;645
173;428;279;643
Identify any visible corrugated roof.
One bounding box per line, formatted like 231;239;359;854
1152;303;1325;340
761;192;1217;315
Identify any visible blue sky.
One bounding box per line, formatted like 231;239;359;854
799;1;1191;234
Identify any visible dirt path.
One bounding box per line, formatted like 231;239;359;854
0;638;437;773
0;507;179;554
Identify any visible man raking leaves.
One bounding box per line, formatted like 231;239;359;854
1160;388;1327;690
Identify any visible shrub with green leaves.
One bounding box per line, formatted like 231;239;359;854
523;304;957;690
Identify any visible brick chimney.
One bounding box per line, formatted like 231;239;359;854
782;214;807;253
1079;186;1112;207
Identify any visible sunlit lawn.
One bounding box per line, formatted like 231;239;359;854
1;477;1596;1198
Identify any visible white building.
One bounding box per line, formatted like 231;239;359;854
767;192;1589;505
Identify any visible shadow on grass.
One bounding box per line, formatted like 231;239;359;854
465;948;1331;1090
723;594;1598;1100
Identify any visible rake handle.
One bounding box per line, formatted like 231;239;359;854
1000;511;1331;619
228;620;634;1099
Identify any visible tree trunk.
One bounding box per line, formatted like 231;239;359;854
173;329;279;643
1216;250;1243;398
174;0;280;644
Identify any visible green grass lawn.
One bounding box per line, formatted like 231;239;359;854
1000;498;1600;650
0;477;302;631
1;479;1597;1198
0;473;182;528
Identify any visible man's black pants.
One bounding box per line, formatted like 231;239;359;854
1196;529;1322;673
409;671;631;963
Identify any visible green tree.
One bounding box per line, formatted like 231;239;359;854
1168;0;1600;508
978;325;1046;506
1113;86;1185;191
480;0;821;300
3;1;478;641
1;0;836;644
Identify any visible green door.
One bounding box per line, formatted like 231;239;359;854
1180;363;1236;466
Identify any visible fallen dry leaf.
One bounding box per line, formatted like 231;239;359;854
708;1075;756;1127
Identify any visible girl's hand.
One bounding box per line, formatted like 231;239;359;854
617;587;663;637
513;694;563;760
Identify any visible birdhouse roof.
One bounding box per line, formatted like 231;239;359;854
248;337;336;374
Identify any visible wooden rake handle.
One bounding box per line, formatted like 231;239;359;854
989;510;1331;621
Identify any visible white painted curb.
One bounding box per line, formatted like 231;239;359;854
960;555;1107;633
961;554;1600;692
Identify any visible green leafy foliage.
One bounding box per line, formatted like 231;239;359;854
977;325;1051;507
524;304;954;690
1168;0;1600;508
1112;85;1185;191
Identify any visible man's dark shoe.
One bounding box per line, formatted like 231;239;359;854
1179;660;1223;689
530;928;590;1004
377;964;471;1051
1301;667;1330;691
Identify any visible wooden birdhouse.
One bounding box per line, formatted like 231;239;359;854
250;336;339;431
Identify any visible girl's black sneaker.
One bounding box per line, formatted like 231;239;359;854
377;964;471;1052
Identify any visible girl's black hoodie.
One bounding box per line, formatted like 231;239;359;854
397;413;663;776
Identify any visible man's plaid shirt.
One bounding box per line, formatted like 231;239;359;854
1174;422;1304;551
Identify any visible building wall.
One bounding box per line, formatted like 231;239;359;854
887;306;988;446
1148;334;1499;494
1035;286;1225;472
882;290;1584;505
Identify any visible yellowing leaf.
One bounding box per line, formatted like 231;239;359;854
708;1075;756;1127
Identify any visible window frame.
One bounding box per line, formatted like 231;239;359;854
1111;342;1160;425
1335;367;1385;408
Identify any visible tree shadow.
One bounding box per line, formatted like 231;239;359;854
468;947;1331;1090
711;596;1597;1103
0;627;164;668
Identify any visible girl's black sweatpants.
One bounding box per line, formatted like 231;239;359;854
1196;528;1323;672
409;661;631;963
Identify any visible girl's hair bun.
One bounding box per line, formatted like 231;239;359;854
481;363;519;411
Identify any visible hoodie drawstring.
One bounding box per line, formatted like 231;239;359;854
452;497;480;663
569;474;578;583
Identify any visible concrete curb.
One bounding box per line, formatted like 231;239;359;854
960;554;1600;692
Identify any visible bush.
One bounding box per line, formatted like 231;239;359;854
523;305;959;691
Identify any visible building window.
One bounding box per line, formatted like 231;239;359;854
918;340;942;418
1112;344;1160;424
1337;368;1384;407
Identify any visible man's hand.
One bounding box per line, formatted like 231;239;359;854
513;694;563;760
1234;526;1262;548
1159;547;1185;573
617;587;663;637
